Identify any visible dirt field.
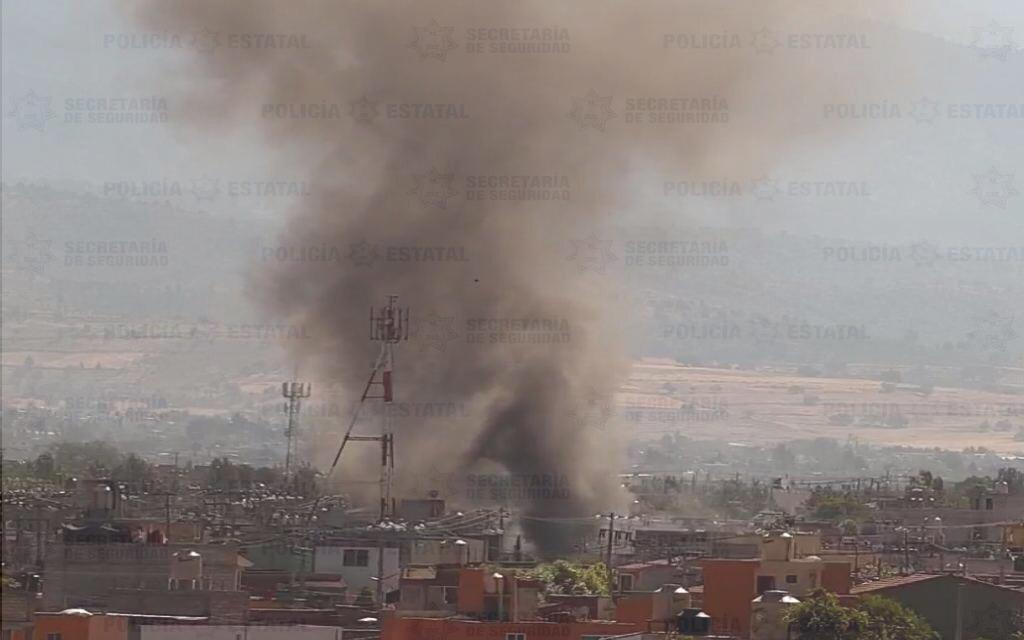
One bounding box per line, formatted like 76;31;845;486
616;360;1024;455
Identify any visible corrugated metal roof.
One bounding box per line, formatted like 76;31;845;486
851;573;1024;595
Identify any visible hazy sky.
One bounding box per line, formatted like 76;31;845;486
3;0;1022;241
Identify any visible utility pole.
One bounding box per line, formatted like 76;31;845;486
903;528;910;574
282;381;312;483
376;531;385;606
854;531;859;575
35;506;43;567
605;512;616;592
146;491;176;542
1000;525;1008;584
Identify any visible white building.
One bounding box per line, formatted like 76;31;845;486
314;545;400;601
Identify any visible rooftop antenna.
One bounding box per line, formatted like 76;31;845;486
282;379;312;485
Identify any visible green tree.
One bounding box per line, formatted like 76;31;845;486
253;466;283;486
810;492;869;521
289;465;319;497
208;457;239;489
523;560;610;595
856;595;938;640
997;467;1023;494
787;591;940;640
49;440;121;476
31;452;56;478
784;589;866;640
112;453;153;490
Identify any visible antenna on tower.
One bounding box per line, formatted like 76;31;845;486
282;380;312;484
307;296;410;532
367;296;409;519
367;295;409;402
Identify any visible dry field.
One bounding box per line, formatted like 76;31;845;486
617;360;1024;455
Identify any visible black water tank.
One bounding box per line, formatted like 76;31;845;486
677;607;712;635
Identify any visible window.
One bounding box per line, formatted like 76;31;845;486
618;573;634;591
785;574;797;584
343;549;370;567
986;498;994;510
756;575;776;593
505;634;526;640
46;634;62;640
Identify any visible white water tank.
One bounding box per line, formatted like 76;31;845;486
751;590;800;640
169;550;203;589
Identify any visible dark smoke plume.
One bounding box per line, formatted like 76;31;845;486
127;0;912;554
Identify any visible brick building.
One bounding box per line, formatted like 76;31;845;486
42;542;251;614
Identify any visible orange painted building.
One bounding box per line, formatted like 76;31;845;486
612;592;657;625
700;559;758;637
382;617;641;640
11;611;129;640
701;550;852;638
821;562;852;594
457;567;486;615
